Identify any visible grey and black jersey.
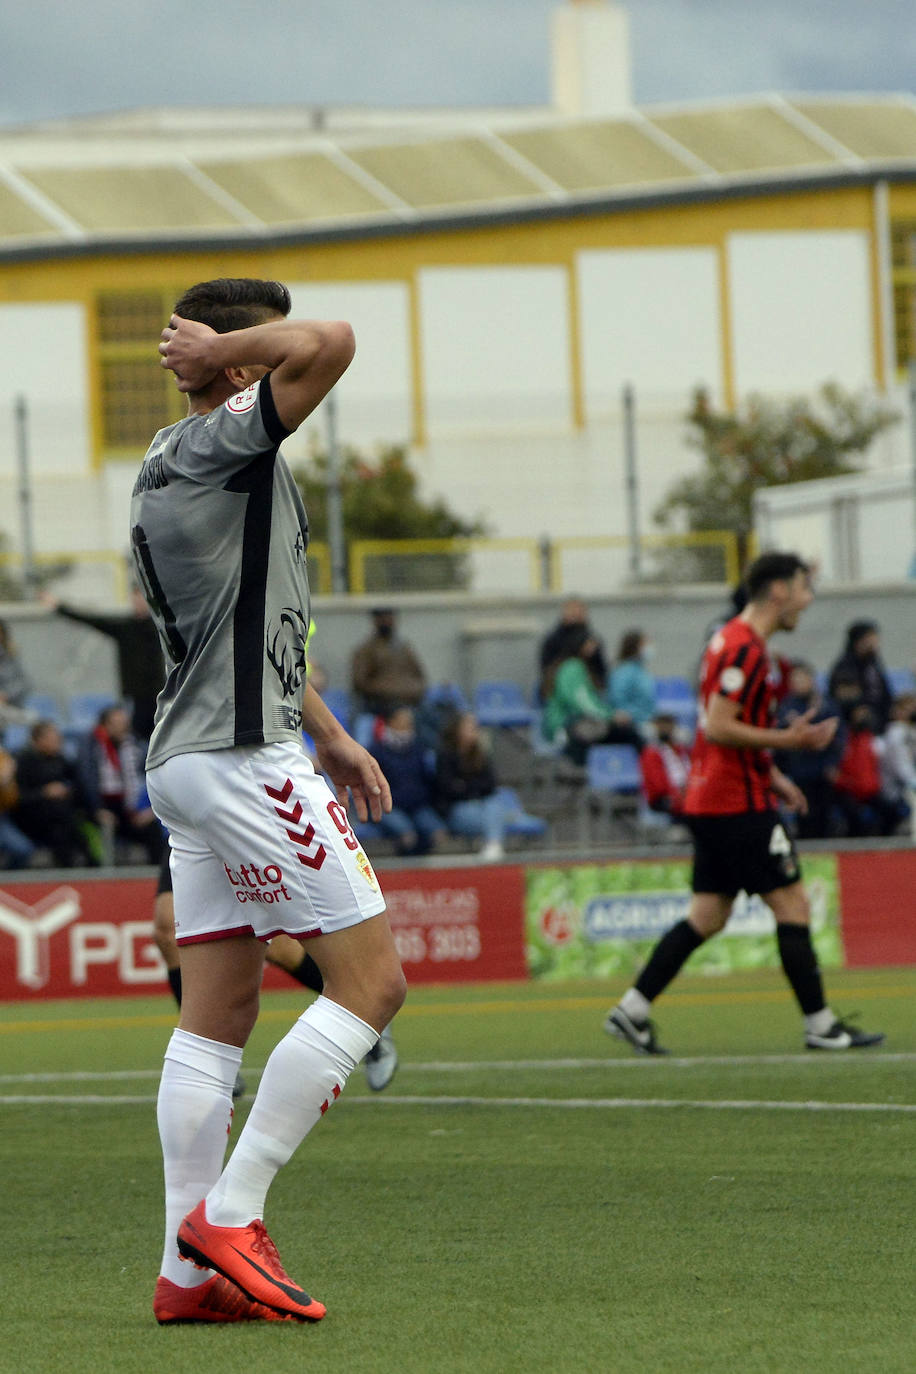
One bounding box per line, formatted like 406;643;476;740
130;375;311;770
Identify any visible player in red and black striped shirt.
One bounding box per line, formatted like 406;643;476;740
606;551;884;1054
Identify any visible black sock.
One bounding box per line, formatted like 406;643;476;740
776;922;825;1016
167;965;182;1007
634;919;706;1003
287;951;324;994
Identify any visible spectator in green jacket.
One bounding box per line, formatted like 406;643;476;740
607;628;657;739
543;626;643;765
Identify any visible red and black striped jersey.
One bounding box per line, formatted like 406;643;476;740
684;616;778;815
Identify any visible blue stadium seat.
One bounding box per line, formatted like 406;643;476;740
24;692;62;724
319;687;351;729
473;680;537;729
653;675;698;733
424;682;469;713
1;722;29;754
67;692;118;731
352;712;379;749
585;743;643;795
888;667;916;696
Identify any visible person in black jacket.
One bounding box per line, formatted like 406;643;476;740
44;587;165;741
827;620;894;736
537;596;608;702
14;720;96;866
435;711;546;861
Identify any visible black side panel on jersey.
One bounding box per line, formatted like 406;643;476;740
259;372;292;447
226;452;277;744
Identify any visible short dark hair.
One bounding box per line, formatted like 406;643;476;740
617;629;644;661
172;278;292;334
744;552;809;602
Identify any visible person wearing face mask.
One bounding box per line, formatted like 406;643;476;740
639;713;692;818
607;629;657;740
827;620;893;734
363;705;445;856
351;607;428;717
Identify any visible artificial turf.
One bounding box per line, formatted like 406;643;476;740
3;968;914;1374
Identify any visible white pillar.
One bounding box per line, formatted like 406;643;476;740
551;0;632;118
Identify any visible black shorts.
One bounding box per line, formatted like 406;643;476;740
687;811;801;897
156;846;172;896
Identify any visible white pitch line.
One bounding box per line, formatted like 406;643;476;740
2;1052;914;1085
2;1092;914;1113
357;1095;916;1114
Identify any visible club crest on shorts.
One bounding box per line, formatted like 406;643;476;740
355;850;378;890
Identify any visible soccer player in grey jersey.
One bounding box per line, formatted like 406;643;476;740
136;278;406;1326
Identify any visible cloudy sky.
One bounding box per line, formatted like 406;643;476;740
2;0;914;126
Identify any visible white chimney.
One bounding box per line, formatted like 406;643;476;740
551;0;632;118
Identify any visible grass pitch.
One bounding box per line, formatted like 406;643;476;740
2;967;914;1374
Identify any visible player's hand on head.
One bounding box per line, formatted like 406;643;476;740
158;314;220;392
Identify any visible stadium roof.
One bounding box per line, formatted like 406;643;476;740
2;93;916;259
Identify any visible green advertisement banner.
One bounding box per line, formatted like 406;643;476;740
524;855;842;980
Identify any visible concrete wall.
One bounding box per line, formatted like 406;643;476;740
5;581;914;715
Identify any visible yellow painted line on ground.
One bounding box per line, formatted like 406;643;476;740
0;981;912;1034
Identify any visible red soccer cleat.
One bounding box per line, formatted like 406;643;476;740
153;1273;298;1324
176;1200;326;1322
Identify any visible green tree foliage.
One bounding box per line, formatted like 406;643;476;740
292;442;486;592
652;383;900;580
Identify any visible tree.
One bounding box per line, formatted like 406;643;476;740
652;383;900;582
292;442;486;592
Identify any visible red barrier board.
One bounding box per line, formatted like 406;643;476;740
380;864;526;984
837;850;916;968
0;864;527;1001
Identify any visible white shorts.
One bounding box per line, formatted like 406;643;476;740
147;740;386;946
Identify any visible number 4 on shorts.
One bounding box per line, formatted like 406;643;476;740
769;823;792;856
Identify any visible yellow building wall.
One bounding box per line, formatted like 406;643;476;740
0;181;889;464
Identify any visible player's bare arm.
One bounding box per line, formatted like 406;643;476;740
301;681;392;823
704;693;838;752
159;314;355;430
771;766;809;815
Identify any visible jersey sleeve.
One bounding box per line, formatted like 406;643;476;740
175;374;293;481
711;637;766;707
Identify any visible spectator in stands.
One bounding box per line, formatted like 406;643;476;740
0;745;34;869
0;618;32;728
828;620;893;735
608;629;656;739
832;702;902;836
879;693;916;817
43;586;165;742
542;626;643;765
14;720;96;867
774;661;845;839
538;596;607;701
351;607;427;716
78;704;164;863
364;705;445;856
435;710;546;861
639;713;692;818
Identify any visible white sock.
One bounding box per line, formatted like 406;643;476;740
805;1007;836;1035
205;996;377;1228
619;988;652;1022
157;1028;242;1286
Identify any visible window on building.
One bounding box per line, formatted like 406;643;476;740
97;290;179;452
891;222;916;375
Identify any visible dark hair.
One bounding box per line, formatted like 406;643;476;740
845;619;879;647
30;719;57;743
744;552;809;602
617;629;644;661
172;278;292;334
